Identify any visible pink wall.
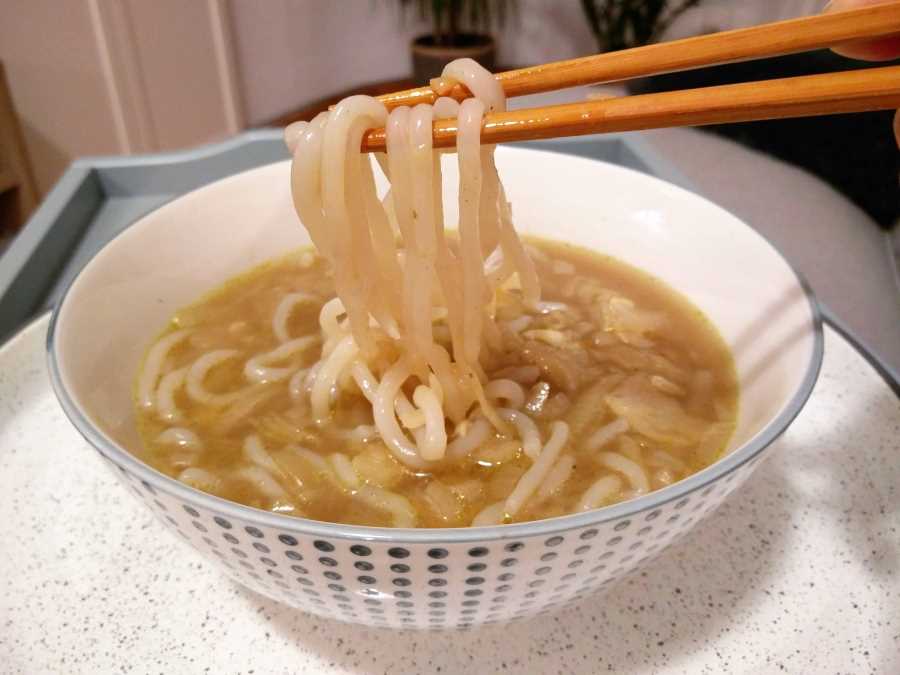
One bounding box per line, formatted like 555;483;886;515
0;1;122;194
227;1;427;125
226;0;823;126
226;0;601;125
1;0;822;196
123;0;240;150
0;0;242;196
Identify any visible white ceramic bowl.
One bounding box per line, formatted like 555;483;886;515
48;147;822;630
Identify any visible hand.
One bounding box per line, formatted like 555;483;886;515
826;0;900;147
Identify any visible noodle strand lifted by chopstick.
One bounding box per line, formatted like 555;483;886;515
287;58;539;470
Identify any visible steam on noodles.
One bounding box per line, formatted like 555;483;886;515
133;60;739;528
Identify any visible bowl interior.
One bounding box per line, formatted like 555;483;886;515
52;147;818;489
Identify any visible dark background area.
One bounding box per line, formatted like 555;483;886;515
632;50;899;229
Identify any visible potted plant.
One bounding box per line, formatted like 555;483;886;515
400;0;516;83
579;0;701;54
577;0;702;101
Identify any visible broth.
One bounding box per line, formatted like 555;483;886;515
134;238;738;528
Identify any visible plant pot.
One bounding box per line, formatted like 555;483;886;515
410;33;496;84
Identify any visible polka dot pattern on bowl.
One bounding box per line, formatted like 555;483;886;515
99;447;768;630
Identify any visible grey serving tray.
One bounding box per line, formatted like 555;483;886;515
0;130;692;342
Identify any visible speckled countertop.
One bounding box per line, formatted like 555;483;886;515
1;316;898;675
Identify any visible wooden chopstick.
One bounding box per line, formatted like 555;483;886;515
360;65;900;152
378;2;900;109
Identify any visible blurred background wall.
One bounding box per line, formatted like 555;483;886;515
0;0;241;196
0;0;823;199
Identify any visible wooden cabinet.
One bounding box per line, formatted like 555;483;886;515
0;62;37;241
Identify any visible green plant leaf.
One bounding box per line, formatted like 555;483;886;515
388;0;516;44
578;0;704;53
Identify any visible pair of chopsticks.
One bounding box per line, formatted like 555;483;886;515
360;2;900;152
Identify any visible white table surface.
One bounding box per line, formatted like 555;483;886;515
1;315;899;675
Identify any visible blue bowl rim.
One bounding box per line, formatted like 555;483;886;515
44;159;825;545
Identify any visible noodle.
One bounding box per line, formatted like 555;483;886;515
233;465;286;500
472;500;506;526
504;420;569;518
412;384;447;461
218;385;280;434
319;298;347;338
598;452;650;494
493;365;540;385
272;292;317;343
185;349;242;406
355;486;417;527
244;335;319;384
585;418;630;452
497;408;542;459
311;334;358;421
288;367;310;400
134;58;739;529
155;367;187;422
334;424;379;443
138;329;190;409
283;58;536;468
432;96;460;118
456;97;489;368
372;360;432;470
156;427;202;450
484;379;526;409
446;417;492;460
577;475;623;511
244;434;278;472
290;113;331;256
289;444;332;476
349;361;379;403
244;435;307;500
503;315;533;334
537;453;575;500
178;467;220;492
329;452;360;489
323;98;390;355
522;329;568;346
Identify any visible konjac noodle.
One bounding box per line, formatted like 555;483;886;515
133;59;737;528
